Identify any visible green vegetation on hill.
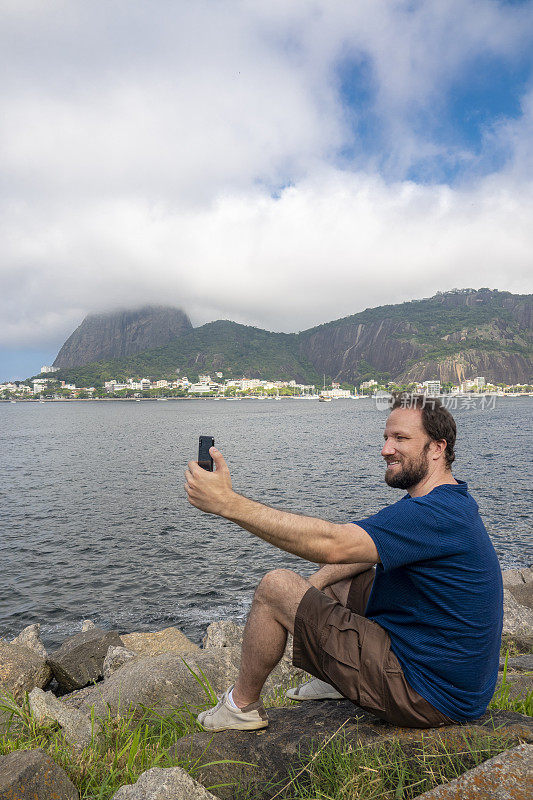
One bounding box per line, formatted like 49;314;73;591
47;321;322;387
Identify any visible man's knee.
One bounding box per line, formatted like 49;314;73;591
254;568;300;605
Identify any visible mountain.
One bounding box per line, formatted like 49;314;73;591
48;320;320;386
53;306;193;369
46;289;532;386
297;289;532;384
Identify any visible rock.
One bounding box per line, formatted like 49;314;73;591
499;654;533;672
47;628;124;692
54;306;193;370
509;581;533;612
64;646;302;718
121;627;199;657
0;748;78;799
203;620;244;649
0;640;52;703
11;624;47;659
81;620;96;631
502;569;527;587
28;688;97;751
503;567;533;611
103;646;137;679
501;633;533;655
169;703;533;800
503;590;533;637
111;766;218;799
412;742;533;799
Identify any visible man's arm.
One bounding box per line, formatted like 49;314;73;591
309;563;374;590
184;448;379;565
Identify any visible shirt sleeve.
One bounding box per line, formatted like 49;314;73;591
354;498;454;571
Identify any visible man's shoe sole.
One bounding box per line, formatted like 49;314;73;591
198;720;269;732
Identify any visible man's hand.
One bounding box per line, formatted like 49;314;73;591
184;447;235;516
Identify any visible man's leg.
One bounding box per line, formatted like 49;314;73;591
232;569;310;708
232;563;373;708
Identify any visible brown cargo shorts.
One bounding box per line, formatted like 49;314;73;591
293;568;456;728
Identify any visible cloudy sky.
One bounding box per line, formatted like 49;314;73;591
1;0;532;380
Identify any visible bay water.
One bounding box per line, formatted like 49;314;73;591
1;397;531;649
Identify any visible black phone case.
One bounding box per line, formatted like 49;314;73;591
198;436;215;470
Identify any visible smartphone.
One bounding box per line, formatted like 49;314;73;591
198;435;215;471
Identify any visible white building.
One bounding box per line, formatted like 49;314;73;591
33;379;51;393
321;388;352;398
474;377;486;388
105;382;130;392
190;382;217;394
360;380;378;390
40;365;59;374
422;380;441;396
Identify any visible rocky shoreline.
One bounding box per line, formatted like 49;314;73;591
1;567;532;799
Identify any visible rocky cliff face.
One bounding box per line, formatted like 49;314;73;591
53;306;193;369
298;289;532;385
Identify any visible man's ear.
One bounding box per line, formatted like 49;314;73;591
431;439;448;460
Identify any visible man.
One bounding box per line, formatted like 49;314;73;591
184;394;503;731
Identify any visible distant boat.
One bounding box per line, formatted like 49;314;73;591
319;374;332;401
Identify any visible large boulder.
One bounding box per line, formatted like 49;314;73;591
47;628;124;692
11;624;47;659
413;742;533;799
0;748;78;799
64;646;302;718
121;627;199;657
502;567;533;609
103;646;137;679
111;766;218;800
503;590;533;637
29;688;97;752
502;568;530;588
0;640;51;703
203;620;244;649
168;703;533;800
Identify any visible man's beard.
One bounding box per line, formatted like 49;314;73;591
384;443;430;490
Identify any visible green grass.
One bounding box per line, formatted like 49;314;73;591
0;694;203;798
0;655;530;799
272;729;517;800
0;691;252;799
489;650;533;716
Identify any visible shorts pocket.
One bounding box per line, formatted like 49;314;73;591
358;620;391;716
321;622;362;670
319;623;362;702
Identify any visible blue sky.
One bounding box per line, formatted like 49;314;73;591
1;0;532;381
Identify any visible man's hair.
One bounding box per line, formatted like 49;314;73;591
389;393;457;468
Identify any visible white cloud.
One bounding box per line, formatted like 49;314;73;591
0;0;532;352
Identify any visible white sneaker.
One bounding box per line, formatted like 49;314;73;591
197;688;268;732
286;678;344;701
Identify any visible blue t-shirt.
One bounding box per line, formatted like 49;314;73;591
355;481;503;721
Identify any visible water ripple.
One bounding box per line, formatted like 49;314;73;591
0;397;531;648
